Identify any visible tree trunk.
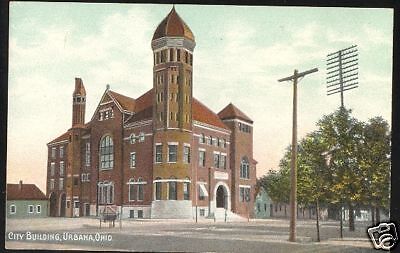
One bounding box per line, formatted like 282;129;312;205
371;206;375;226
339;205;343;239
316;199;320;242
376;207;380;223
348;204;355;231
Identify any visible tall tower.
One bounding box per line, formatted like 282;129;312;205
72;77;86;127
151;7;196;218
67;77;86;217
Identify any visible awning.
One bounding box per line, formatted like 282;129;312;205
199;184;209;197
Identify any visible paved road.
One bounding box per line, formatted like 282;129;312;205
5;218;376;252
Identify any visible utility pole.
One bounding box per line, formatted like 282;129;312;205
326;45;359;108
278;67;318;242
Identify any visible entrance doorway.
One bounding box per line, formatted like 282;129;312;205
49;192;57;217
216;185;227;208
85;203;90;216
60;193;66;217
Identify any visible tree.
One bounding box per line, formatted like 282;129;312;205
317;107;364;232
359;117;390;225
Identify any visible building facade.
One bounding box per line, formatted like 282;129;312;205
46;7;257;219
7;181;48;218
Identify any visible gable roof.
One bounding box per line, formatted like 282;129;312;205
108;90;136;112
7;183;47;200
218;103;253;124
193;99;229;130
47;131;71;145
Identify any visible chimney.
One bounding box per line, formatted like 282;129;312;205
19;180;22;190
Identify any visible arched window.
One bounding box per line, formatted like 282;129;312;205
183;177;190;200
137;177;144;201
100;135;114;169
155;177;162;200
168;177;177;200
240;157;250;179
129;178;136;201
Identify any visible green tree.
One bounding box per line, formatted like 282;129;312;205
359;117;390;224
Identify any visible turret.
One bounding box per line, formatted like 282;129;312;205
72;78;86;127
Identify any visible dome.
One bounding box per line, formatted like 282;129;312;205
152;7;195;42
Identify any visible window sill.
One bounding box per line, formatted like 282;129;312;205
100;168;114;171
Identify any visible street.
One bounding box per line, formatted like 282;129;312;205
6;217;375;252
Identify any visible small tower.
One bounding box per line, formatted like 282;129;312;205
72;77;86;128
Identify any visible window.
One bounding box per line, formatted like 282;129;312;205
137;178;144;201
59;146;64;158
168;145;177;162
240;158;250;179
221;155;227;169
155;144;162;163
214;153;220;168
198;185;205;201
28;205;34;214
239;187;251;202
199;134;205;144
10;205;16;214
155;177;162;200
217;138;221;147
85;142;91;166
36;205;41;214
59;161;64;176
100;135;114;169
59;178;64;190
200;209;205;216
207;136;212;145
264;204;267;212
129;179;136;201
239;122;251;133
81;173;90;182
199;151;206;167
222;139;227;148
74;176;79;186
177;49;181;61
257;203;261;212
168;178;177;200
130;210;135;218
183;179;190;200
138;210;143;218
51;147;56;158
189;53;193;66
214;137;219;147
139;132;145;142
183;146;191;163
130;152;136;168
50;179;55;190
50;162;55;176
98;182;114;204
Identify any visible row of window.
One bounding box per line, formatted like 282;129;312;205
129;133;145;144
154;178;190;200
9;205;41;214
73;96;86;103
238;122;251;133
213;153;227;169
99;108;114;121
155;144;190;163
154;48;193;66
50;161;64;177
199;134;227;148
51;146;64;159
49;178;64;190
157;112;190;123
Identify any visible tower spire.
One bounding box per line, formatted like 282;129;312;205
72;77;86;127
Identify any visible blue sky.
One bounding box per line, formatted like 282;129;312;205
8;3;393;192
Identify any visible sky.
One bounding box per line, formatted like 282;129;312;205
7;2;393;193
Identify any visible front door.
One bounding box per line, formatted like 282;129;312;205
73;201;80;217
85;203;90;216
216;186;225;208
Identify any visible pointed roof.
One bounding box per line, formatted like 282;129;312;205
73;77;86;96
7;183;47;200
193;99;229;129
218;103;253;124
152;7;195;42
108;90;136;112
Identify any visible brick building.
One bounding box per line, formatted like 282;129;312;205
46;7;257;219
